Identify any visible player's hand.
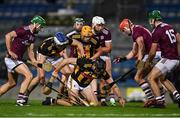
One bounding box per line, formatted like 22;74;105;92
113;56;127;63
118;97;126;107
9;51;18;60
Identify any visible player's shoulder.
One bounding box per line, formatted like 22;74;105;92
101;27;111;35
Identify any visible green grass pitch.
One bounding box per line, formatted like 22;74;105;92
0;99;180;117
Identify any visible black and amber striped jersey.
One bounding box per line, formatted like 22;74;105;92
66;30;81;57
38;37;73;57
74;37;100;58
71;58;109;87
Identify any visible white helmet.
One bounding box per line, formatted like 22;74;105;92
92;16;105;25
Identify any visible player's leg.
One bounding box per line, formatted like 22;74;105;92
67;76;80;105
42;96;72;106
0;57;21;96
100;56;113;104
160;77;180;102
25;53;46;98
14;63;33;106
148;59;179;107
0;72;18;96
135;69;155;106
81;86;99;106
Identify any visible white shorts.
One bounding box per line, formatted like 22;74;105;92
155;58;179;74
4;57;24;73
142;51;161;62
67;75;90;91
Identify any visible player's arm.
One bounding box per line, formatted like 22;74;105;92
52;58;77;77
71;39;84;56
59;49;68;59
176;33;180;56
91;41;112;60
126;42;138;59
146;42;158;63
113;42;138;63
90;46;103;60
5;31;18;59
100;41;112;53
27;43;36;64
136;36;145;60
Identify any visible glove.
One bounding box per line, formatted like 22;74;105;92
113;56;127;63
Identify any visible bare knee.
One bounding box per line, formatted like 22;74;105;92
24;73;33;80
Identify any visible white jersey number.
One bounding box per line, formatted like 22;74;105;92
165;29;176;43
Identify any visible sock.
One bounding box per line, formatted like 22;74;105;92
160;86;165;102
17;93;28;103
156;96;163;102
25;83;39;96
173;90;180;100
139;82;154;100
100;94;106;102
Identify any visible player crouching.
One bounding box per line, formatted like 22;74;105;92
47;57;125;106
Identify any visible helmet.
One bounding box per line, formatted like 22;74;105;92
148;10;162;20
92;16;105;25
119;19;132;31
93;58;106;74
31;15;46;26
54;32;67;45
81;26;93;37
74;18;85;24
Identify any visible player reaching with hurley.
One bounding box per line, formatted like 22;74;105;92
25;32;84;102
0;15;45;106
145;10;180;108
48;57;125;107
113;19;163;107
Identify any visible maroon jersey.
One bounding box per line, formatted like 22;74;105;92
93;27;112;56
132;25;152;54
152;23;178;59
94;28;112;47
10;26;35;60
